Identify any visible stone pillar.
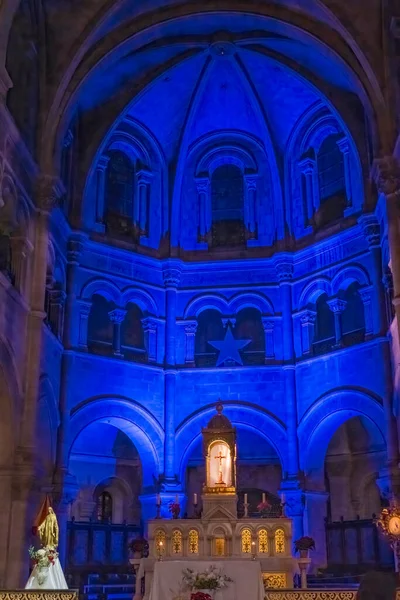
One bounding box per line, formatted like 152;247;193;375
142;317;158;363
163;263;181;482
95;156;110;224
327;298;347;347
281;488;304;544
304;491;329;571
299;309;316;355
56;477;79;568
359;214;387;335
337;137;352;209
10;236;33;298
184;320;198;365
77;299;92;350
299;157;318;222
261;318;275;360
244;175;258;237
359;287;374;337
108;308;127;356
275;258;299;479
195;178;210;243
136;168;153;235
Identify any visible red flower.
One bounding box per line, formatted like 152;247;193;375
191;593;212;600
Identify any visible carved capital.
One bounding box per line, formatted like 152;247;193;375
261;318;274;331
163;266;181;288
358;214;381;248
371;157;400;196
195;177;210;194
327;298;347;314
184;320;198;335
108;308;127;324
275;259;293;281
298;157;316;175
35;175;65;213
244;174;258;191
137;167;153;185
300;309;316;325
78;300;92;317
67;234;86;264
359;287;372;304
142;317;158;332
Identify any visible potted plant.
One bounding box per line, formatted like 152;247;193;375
128;537;148;558
257;500;271;518
169;501;181;519
294;536;315;558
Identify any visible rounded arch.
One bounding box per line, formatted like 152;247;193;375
175;402;287;482
298;278;333;308
228;292;274;315
332;264;371;293
121;286;159;316
298;389;386;487
184;294;229;318
80;278;122;304
69;397;164;487
196;144;257;176
93;476;135;523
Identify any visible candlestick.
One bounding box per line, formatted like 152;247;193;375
156;493;161;506
262;493;266;503
194;493;198;505
244;502;249;518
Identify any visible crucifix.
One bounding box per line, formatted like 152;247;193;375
215;450;226;485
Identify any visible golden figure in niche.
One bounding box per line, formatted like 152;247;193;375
241;528;252;553
188;529;199;554
274;528;285;554
38;507;59;549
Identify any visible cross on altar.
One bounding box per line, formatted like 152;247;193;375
215;450;226;485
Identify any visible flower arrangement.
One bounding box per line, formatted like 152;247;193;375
128;537;148;557
257;500;271;516
294;536;316;555
169;501;180;519
28;546;58;585
182;565;233;591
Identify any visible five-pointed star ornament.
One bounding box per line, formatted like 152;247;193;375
209;326;251;366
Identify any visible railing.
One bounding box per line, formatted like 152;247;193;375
325;516;394;572
66;520;141;590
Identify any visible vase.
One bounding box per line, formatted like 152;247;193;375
299;549;309;558
37;566;50;586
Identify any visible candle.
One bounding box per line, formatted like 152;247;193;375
281;493;285;504
175;494;179;503
244;493;248;504
156;493;161;506
262;493;266;503
194;493;198;505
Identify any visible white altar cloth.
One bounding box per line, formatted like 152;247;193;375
149;560;265;600
25;559;68;590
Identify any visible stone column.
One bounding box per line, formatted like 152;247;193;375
163;263;181;482
299;309;316;355
108;308;127;356
327;298;347;347
337;137;352;209
275;258;299;478
56;475;79;568
303;491;329;571
77;299;92;350
142;317;158;363
195;178;210;243
359;287;374;337
261;318;275;360
95;156;110;225
136;168;153;236
244;175;257;238
299;157;318;222
359;214;387;335
184;320;198;365
281;488;304;544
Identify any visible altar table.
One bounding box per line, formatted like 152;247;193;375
149;559;265;600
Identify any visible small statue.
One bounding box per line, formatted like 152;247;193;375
38;507;59;549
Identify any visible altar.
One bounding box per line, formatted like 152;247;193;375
136;405;298;600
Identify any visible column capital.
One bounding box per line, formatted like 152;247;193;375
108;308;127;324
274;258;294;281
35;175;65;213
371;156;400;196
195;177;210;193
97;155;111;171
358;214;381;247
244;173;258;190
77;299;92;317
141;316;159;331
298;156;316;174
137;167;153;185
67;234;87;263
261;317;275;331
358;286;373;302
327;297;347;313
184;320;198;334
163;265;181;288
49;289;67;305
300;309;317;325
336;136;350;154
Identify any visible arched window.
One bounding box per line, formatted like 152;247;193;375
188;530;199;555
88;294;114;355
195;309;224;367
313;293;335;354
316;135;346;226
121;302;145;362
105;150;134;231
241;528;252;554
258;529;268;554
97;491;113;522
211;164;244;247
274;528;285;554
341;283;365;344
172;530;183;554
235;308;265;365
